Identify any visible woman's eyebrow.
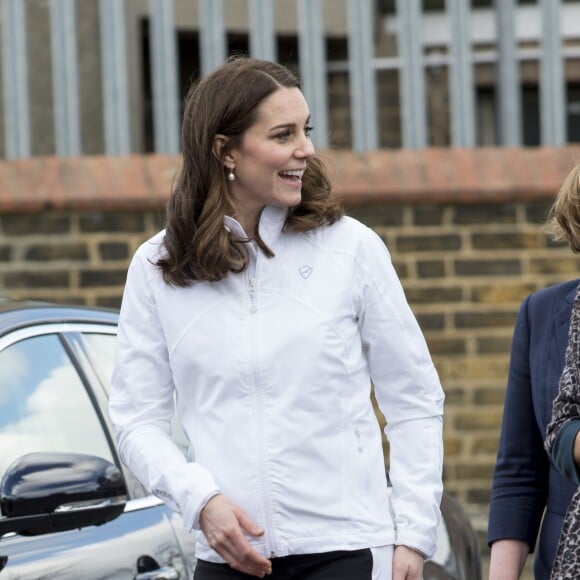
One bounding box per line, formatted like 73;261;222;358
270;122;295;130
270;116;311;131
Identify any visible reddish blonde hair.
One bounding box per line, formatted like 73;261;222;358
547;163;580;253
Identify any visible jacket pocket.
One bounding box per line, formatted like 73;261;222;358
353;424;370;495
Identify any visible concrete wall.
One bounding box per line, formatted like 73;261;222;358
1;146;579;577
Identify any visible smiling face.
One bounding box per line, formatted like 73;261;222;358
223;87;315;235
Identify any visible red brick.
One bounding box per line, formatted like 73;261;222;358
1;147;580;213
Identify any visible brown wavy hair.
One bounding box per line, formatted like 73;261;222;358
547;162;580;253
157;56;344;286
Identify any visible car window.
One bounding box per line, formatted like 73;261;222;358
81;332;116;389
81;332;190;455
0;333;115;479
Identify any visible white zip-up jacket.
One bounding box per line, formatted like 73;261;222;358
109;206;445;563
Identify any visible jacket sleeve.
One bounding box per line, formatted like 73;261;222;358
355;227;444;559
109;246;221;532
545;286;580;484
487;296;549;550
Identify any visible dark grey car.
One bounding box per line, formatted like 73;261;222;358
0;300;480;579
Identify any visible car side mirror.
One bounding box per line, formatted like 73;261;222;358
0;452;127;538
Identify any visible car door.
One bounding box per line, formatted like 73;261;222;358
0;322;195;579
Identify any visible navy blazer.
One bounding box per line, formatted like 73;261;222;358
488;279;580;580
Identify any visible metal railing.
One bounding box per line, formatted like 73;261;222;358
0;0;577;158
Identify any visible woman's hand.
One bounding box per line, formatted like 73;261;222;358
200;494;272;577
573;430;580;465
392;545;425;580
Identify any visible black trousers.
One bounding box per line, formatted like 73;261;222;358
193;549;373;580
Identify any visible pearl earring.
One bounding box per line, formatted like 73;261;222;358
227;167;235;182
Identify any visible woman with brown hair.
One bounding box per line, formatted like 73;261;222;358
109;56;444;580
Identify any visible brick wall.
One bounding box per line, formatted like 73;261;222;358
1;147;580;575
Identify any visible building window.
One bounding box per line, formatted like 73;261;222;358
568;85;580;143
476;88;497;146
521;87;540;146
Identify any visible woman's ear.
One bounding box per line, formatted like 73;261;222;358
213;134;235;165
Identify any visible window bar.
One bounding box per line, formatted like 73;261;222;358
449;0;476;147
298;0;328;150
50;0;81;156
348;0;378;152
150;0;180;154
199;0;226;77
1;0;30;158
540;0;565;146
495;0;521;146
395;0;427;149
249;0;276;62
99;0;131;154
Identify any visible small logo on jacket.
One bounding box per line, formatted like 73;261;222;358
299;265;313;279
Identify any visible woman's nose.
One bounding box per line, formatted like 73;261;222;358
295;137;315;158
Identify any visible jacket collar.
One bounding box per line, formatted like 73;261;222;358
224;206;289;242
555;280;580;355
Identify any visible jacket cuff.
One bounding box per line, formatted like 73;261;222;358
395;530;436;560
188;489;223;532
552;419;580;485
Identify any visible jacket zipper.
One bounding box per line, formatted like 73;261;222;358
248;258;277;557
249;277;257;313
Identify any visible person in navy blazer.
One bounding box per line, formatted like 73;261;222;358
488;279;579;579
487;161;580;580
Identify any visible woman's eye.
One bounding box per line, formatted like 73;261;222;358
275;130;291;141
305;124;314;137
